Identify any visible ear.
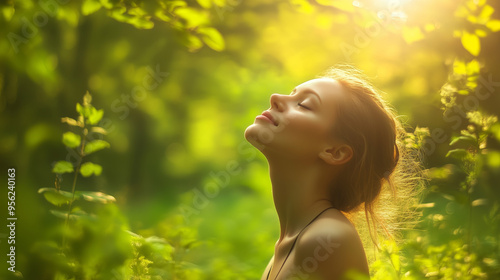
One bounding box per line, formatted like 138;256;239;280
319;144;353;166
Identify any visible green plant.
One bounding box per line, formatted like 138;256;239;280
38;91;113;245
34;92;133;279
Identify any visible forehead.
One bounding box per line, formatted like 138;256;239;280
295;78;345;100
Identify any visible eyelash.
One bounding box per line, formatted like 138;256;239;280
298;103;310;110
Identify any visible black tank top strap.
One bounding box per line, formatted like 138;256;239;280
266;207;335;280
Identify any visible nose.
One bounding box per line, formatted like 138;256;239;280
270;93;286;111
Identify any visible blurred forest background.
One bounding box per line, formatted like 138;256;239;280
1;0;500;279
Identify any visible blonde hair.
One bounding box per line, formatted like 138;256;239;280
319;65;424;257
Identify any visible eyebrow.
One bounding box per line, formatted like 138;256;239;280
291;88;322;103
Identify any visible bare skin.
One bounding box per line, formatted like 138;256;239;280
245;78;370;279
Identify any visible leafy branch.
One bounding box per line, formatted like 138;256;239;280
38;91;114;248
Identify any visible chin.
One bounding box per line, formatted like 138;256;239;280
244;123;270;151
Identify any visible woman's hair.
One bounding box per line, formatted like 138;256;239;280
319;65;424;253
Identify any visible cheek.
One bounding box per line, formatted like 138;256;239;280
278;114;329;147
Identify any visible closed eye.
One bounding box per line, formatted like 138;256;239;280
298;103;310;110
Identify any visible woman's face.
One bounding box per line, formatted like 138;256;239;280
245;78;345;160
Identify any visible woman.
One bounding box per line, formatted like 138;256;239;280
245;67;419;279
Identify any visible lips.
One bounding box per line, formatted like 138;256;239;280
256;110;277;126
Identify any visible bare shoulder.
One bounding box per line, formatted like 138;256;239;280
293;209;370;279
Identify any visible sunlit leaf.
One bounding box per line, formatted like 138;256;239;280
76;103;91;118
82;0;102;16
61;117;83;127
76;191;116;204
453;59;467;75
174;7;207;28
461;31;480;56
52;160;74;174
80;162;103;177
184;34;204;52
467;15;478;24
62;131;81;148
446;148;468;160
50;209;95;221
475;29;487;37
88;107;104;125
128;7;148;17
99;0;114;9
449;135;476;146
196;0;212;8
155;9;171;22
472;198;487;206
129;16;155;29
478;4;494;21
198;27;225;51
84;139;110;155
90;126;108;135
83;91;92;106
38;188;75;206
466;59;480;75
165;0;188;13
486;19;500;32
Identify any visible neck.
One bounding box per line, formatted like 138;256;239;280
266;155;337;242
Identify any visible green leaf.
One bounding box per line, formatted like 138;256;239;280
174;7;207;28
183;34;204;52
38;188;75;206
82;0;102;16
76;191;116;204
486;19;500;32
76;103;92;118
84;140;110;155
62;132;81;148
129;16;155;29
154;9;171;22
90;126;108;135
449;135;477;146
461;31;481;56
61;117;83;127
52;161;74;174
80;162;103;177
50;209;95;221
196;0;212;8
83;91;92;106
88;107;104;125
446;148;468;160
198;27;225;51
